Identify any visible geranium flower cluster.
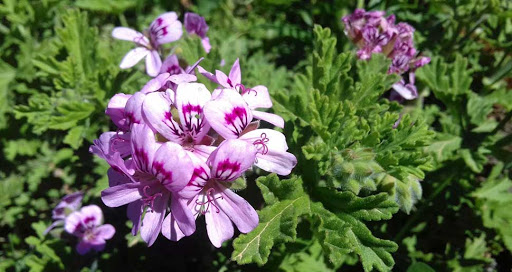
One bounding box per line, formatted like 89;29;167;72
45;193;115;255
113;12;210;77
342;9;430;100
91;58;297;247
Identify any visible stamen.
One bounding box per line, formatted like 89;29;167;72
194;188;223;215
141;185;163;212
235;83;257;96
253;132;270;155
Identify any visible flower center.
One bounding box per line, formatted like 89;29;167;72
194;187;223;216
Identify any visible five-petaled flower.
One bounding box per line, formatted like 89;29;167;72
65;205;115;255
112;12;183;76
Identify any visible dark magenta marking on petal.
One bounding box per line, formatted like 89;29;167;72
187;167;209;187
215;159;241;181
153;162;173;186
224;106;248;136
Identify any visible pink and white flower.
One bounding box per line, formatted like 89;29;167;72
64;205;115;255
112;12;183;76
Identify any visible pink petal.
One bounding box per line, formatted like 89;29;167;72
120;47;149;69
140;192;168;246
150;12;183;45
208;139;257;182
170;195;196;236
201;37;211;53
215;70;231;88
161;212;186;241
177;153;209;199
255;150;297;175
203;89;253;139
94;224;116;240
146;50;162;77
168;73;197;84
107;168;130;187
127;201;142;235
125;92;146;125
252;110;284;128
160;54;182;74
205;204;234;248
228;58;241;86
106;93;131;130
392;82;417;100
240;129;288;152
191;144;217;161
175;83;211;141
76;241;92;255
140;72;170;94
242;85;272;109
197;65;219;84
152;142;194;192
131;124;161;172
101;183;141;207
64;211;83;234
79;205;103;227
214;183;258;233
142;92;183;143
112;27;148;47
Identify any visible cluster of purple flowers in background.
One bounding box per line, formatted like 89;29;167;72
45;192;115;255
91;25;297;246
113;12;210;77
342;9;430;100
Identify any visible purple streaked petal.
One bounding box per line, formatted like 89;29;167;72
197;65;219;84
205;203;234;248
79;205;103;228
152;142;194;192
146;50;162;77
106;93;131;130
140;72;171;94
214;183;258;233
149;12;183;45
76;241;93;255
392;82;417;100
64;211;83;235
112;27;149;47
101;183;142;207
177;153;209;199
119;47;149;69
215;70;231;88
131;124;161;172
125;92;146;126
252;110;284;128
185;57;204;74
175;83;211;141
107;167;131;187
242;85;272;109
127;201;142;236
170;194;196;236
191;145;217;162
204;89;253;139
207;139;257;182
93;224;116;241
160;54;183;75
254;150;297;175
240;128;289;157
228;58;241;86
142;92;183;143
168;73;197;85
161;210;186;241
140;192;168;246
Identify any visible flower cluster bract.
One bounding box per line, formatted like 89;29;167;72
113;12;210;77
342;9;430;100
91;54;297;247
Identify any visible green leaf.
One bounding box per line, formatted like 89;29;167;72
231;175;310;265
407;262;436;272
63;126;85;149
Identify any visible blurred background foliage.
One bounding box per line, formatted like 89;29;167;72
0;0;511;271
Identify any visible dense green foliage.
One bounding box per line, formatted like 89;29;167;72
0;0;511;271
